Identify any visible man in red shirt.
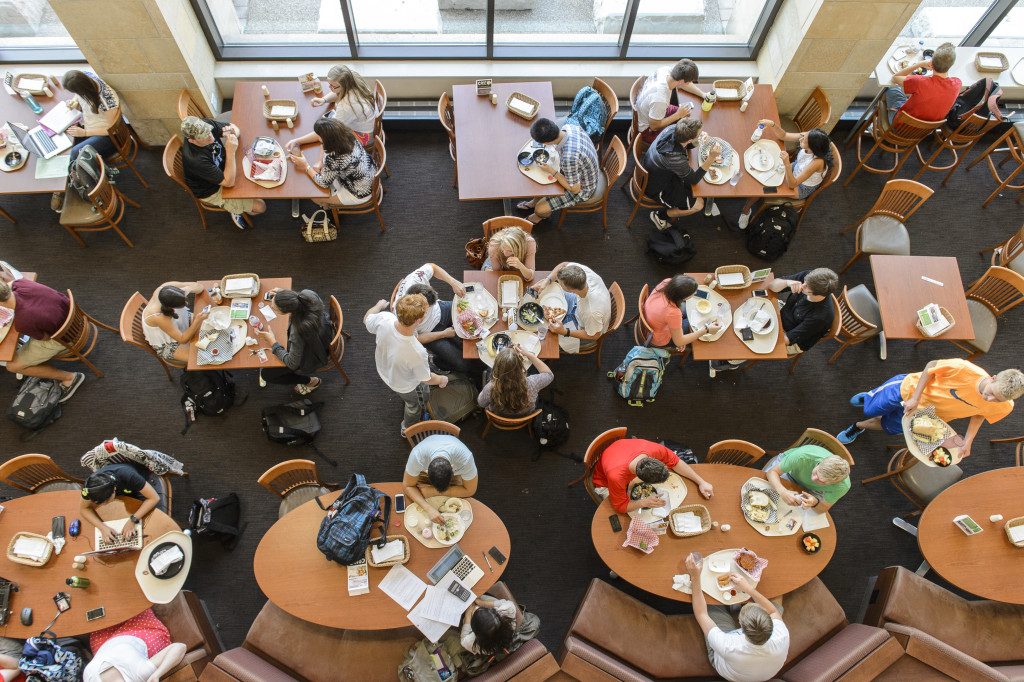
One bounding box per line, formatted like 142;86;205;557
0;279;85;401
592;438;714;513
885;42;960;124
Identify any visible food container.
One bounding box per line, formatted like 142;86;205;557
800;532;821;554
1005;516;1024;547
497;275;523;308
668;505;711;537
506;92;540;120
263;99;299;122
219;273;261;298
712;79;746;101
516;301;545;330
975;52;1009;73
733;548;767;580
7;532;53;567
517;151;533;167
12;74;49;97
365;535;410;567
714;265;752;290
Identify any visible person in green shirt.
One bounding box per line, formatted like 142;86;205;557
764;444;850;513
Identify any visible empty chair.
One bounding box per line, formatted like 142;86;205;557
861;448;962;518
482;409;543;439
330;135;387;232
106;106;148;187
438;92;457;188
828;285;882;363
913;112;989;183
705;440;765;466
258;459;337;518
627;75;646;150
60;155;139;247
373;80;389;178
162;135;252;231
556;135;626;231
317;295;350;385
632;284;688;366
771;427;854;465
979;224;1024;277
750;141;842;237
844;109;945;186
625;135;663;227
928;265;1024;360
52;290;118;378
568;427;627;504
574;282;625;368
968;122;1024;206
482;216;533;240
403;420;461;449
779;86;832;151
839;179;933;273
177;88;210;120
119;292;183;382
0;454;83;493
591;77;619;155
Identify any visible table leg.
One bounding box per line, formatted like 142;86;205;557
878;331;887;361
291;198;300;219
844;88;887;145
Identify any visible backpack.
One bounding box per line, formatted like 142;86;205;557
608;346;671;406
426;372;479;424
659;439;698;465
19;631;85;682
315;474;390;565
533;400;571;449
647;227;697;265
180;370;237;434
6;377;62;441
261;399;336;466
187;492;245;550
946;78;1004;130
746;205;797;261
67;144;116;202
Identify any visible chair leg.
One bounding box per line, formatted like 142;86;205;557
595;338;604;368
63;224;87;247
828;341;851;364
0;206;15;224
112;223;135;248
741;360;759;373
556;210;566;231
87;314;118;334
118;189;141;209
374;204;386;232
839;250;862;274
125;159;149;188
62;348;104;378
481;420;491;439
159;359;174;382
341;329;352;339
788;353;803;374
602;203;608;232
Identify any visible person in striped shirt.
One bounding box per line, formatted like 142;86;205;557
517;118;600;225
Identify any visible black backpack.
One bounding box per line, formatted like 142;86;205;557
6;377;63;441
426;372;479;424
746;205;798;261
180;370;238;434
68;145;116;202
647;227;697;265
533;400;570;451
315;474;389;565
261;399;336;466
187;492;245;550
946;78;1004;130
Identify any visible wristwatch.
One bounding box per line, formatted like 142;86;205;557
129;515;140;525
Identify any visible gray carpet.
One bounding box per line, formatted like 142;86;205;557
1;120;1022;654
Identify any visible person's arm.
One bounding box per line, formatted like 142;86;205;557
757;119;799;143
648;100;692;132
145;642;187;682
219;129;239;188
546;263;569;286
424;372;450;388
262;326;303;371
429;263;466;298
892;61;930;88
766;463;804;507
403;471;443;523
541;162;581;194
417;328;457;344
669;319;722;351
285;132;320;153
903;360;939;414
781;315;829;350
442;476;478;498
477;381;493;409
685;554;716;635
79;500;120;544
151;309;209;345
730;574;781;619
959;415;985;459
671;458;713;499
134;483;161;524
363;299;389;325
780;150;824;190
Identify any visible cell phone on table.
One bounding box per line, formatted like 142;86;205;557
488;546;507;565
464;284;475;293
752;289;769;298
609;514;622;532
394;493;406;513
763;187;778;194
264;292;275;301
693;289;710;300
741;327;754;341
86;607;105;621
51;516;65;538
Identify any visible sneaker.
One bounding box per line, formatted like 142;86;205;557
649;211;671;231
710;359;742;372
230;213;247;230
710;203;721;217
295;377;321;395
59;372;85;403
708;362;716;378
737;210;751;230
837;424;865;445
703;199;715;217
849;392;868;406
258;369;267;388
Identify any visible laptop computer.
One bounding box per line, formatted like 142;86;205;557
85;517;143;556
426;544;485;590
5;120;71;160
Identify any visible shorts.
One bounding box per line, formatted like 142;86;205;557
640;105;679;143
546;188;594;212
15;338;65;366
863;374;909;435
200;187;256;215
150;341;180;362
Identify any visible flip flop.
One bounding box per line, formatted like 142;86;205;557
527;214;549;225
516;200;534;212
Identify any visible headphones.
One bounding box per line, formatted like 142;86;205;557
81;472;117;502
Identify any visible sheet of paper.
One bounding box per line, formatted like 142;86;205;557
407;611;453;642
802;508;830;531
378;564;427;611
716;88;739;98
410;577;475;627
34;154;71;179
1009;524;1024;544
258;304;277;321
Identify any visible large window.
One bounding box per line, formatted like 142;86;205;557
981;0;1024;46
0;0;79;59
895;0;990;45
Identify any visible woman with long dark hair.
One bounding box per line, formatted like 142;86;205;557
62;69;121;161
642;274;721;351
459;594;540;677
256;289;334;394
477;346;552;417
287;118;377;208
141;282;209;364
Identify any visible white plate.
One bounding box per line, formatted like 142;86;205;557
478;330;541;369
453;284;499;339
749;149;773;172
204;306;233;331
707;557;731;573
626;473;688;522
432;513;465;546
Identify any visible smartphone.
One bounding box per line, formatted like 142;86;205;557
752;289;769;298
394;493;406;514
264;292;275;301
763;187;778;194
464;284;475;293
609;514;622;532
53;592;70;613
741;327;755;341
488;546;507;565
446;580;472;602
86;607;105;622
693;289;710;300
202;304;212;314
51;516;65;538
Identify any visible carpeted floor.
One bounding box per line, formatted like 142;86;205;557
1;119;1022;656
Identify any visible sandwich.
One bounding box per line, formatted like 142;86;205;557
912;416;945;443
747;491;771;507
737;552;757;572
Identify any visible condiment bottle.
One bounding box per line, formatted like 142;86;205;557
701;90;717;112
751;124;764;142
66;576;90;589
209;287;223;305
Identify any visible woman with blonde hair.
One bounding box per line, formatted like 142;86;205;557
286;65;377;152
477;346;552;417
483;226;537;280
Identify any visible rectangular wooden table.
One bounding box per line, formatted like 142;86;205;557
453;82;563;214
679;84;798;201
687;273;788;361
187;277;291;370
0;271;37;362
869;256;974;344
1;85;72;194
461;270;559;359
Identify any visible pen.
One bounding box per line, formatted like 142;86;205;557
482;551;493;573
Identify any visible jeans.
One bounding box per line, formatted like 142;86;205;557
70;135;117;162
398;383;430;431
884;87;909;125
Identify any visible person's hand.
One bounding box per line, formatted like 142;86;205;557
285;139;298;153
730;572;754;593
903;396;920;415
123;522;139;542
797;492;817;509
698;481;714;499
98;524;119;545
547;319;566;335
452;282;466;298
758;118;774;127
539;162;556;175
673;344;688;353
445;327;457;338
960;441;972;459
223;133;238;151
923;58;933;71
311;97;326;107
256;329;275;345
711;142;722;157
506;256;523;271
288;154;306;170
313;162;323;173
779;150;789;163
679;103;693;117
685;553;702;576
65;124;85;138
779;489;802;507
426;505;444;524
640;493;666;508
787;280;803;295
705;320;722;334
438;375;449;388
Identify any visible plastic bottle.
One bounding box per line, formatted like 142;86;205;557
19;90;42;115
751;124;764;143
701;90;717;113
729;167;740;186
66;576;90;589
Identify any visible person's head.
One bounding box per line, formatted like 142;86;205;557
811;455;850;486
314;117;356;156
470;606;516;656
62;70;101;111
427;456;454;492
530;118;561;144
660;275;698;307
800;128;834;177
635;457;671;484
0;280;11;304
669;58;699;85
988;369;1024;402
673;118;704;146
738;603;774;646
405;283;438;307
931;42;956;73
271;289;325;340
325;65;375;115
556;265;587;294
395;293;428;327
81;471;118;505
489;227;530;267
181;116;214;146
157;285;188;319
801;268;839;301
490;347;529;415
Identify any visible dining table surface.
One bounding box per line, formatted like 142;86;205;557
678;84;799;201
869;255;975;340
1;83;72;194
918;468;1024;604
0;271;37;363
685;273;788;361
0;491;180;637
590;463;837;603
253;482;511;630
461;270;559;360
187;277;291;370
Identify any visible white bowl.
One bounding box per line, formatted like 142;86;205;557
696;299;712;314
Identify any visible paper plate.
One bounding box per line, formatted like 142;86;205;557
478;330;541;369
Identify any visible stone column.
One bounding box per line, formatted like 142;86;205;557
47;0;217;145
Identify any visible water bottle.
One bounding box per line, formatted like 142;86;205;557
536;323;547;341
66;576;90;589
751;124;764;143
729;167;740;186
19;90;42;115
701;90;717;113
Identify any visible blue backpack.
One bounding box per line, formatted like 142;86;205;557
316;474;390;565
608;346;671;406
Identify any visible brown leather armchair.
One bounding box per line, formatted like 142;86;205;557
150;590;224;681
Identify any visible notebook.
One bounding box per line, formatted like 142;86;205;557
37;102;82;134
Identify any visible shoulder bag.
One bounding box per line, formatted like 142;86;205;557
301;210;337;243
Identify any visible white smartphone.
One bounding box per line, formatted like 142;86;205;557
394;494;406;513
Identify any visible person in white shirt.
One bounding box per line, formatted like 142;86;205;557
539;262;611;354
402;434;478;522
637;59;703;144
83;636;186;682
395;262;473;374
364;294;449;435
685;554;790;682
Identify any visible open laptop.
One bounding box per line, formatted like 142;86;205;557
5;120;71;160
85;517;143;556
426;544;484;589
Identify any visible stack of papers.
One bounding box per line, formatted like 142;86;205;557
13;536;50;560
269;105;296;117
509;98;533;115
501;281;519;306
717;88;739;98
370;539;405;564
672;511;703;533
718;272;745;287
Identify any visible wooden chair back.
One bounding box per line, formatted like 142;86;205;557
787;427;855;466
0;454;84;493
633;284;687;361
483;216;533;240
374;80;387;141
965;265;1024;317
867;179;934;223
404;420;461;449
438;92;455;138
557;135;626;231
258;459;331;498
574;281;625;368
627;75;645;147
482;408;543;438
829;288;879;363
163;136;188;190
106;108;134;159
793;86;831;132
319;295;349;384
883;111;945;149
119;291;180;382
52;290;102;376
982;224;1024;268
177;89;210;120
568;427;627;503
706;440;766;466
626;134;660;227
330;135;387;231
944;112;990;145
592;77;619;153
390;280;402;307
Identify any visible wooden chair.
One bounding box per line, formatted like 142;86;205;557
779;86;832;152
591;77;619;155
105;106;148;187
438;92;457;188
575;282;625;368
844;109;945;186
59;155;139;247
51;290;118;378
751;142;842;237
315;296;350;385
177;88;211;120
839;179;933;273
1;205;16;224
989;436;1024;467
632;284;688;366
482;216;533;240
330;135;386;232
627;75;646;150
119;292;184;382
968;123;1024;206
258;459;338;519
926;265;1024;360
625;135;661;227
744;295;843;375
979;224;1024;278
0;454;84;493
771;427;854;465
482;408;542;439
827;285;882;363
568;427;627;504
705;440;765;466
404;420;461;449
861;448;962;518
373;80;389;178
556;135;625;231
913;113;989;184
162;136;252;230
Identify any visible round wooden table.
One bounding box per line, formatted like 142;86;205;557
918;467;1024;604
254;482;511;630
0;491;180;637
591;463;837;603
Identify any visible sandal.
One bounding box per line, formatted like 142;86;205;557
295;377;321;395
527;214;549;225
516;200;535;212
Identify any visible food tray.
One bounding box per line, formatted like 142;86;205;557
887;45;917;74
1013;58;1024;87
715;265;752;289
263;99;299;122
219;273;261;298
698;135;735;168
975;52;1009;73
454;284;499;339
712;79;746;101
478;329;541;369
365;535;410;567
669;504;711;537
733;297;779;355
740;477;804;536
916;306;954;337
685;286;731;342
506;92;540;120
7;532;52;567
902;408;961;463
497;275;523;308
12;74;50;96
627;472;687;523
744;140;785;187
742;487;779;524
241;139;287;188
537;282;568;322
1005;516;1024;547
516;139;560;185
405;497;473;549
700;548;754;604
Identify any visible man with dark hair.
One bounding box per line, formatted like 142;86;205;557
403;434;479;523
644;118;722;230
516;118;600;225
538;261;611;353
393;262;472;374
592;438;713;513
884;42;960;124
79;462;164;544
637;58;703;144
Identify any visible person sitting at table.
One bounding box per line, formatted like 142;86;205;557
885;42;959;125
85;607;187;682
286;65;377;149
763;445;850;513
637;59;703;145
256;288;333;395
838;359;1024;454
736;123;834;230
0;637;25;682
684;553;789;682
79;462;166;544
645;118;722;230
592;437;713;513
483;226;537;281
0;278;85;402
62;70;120;162
141;281;209;365
286;118;377;208
395;263;473;374
515;118;600;226
478;346;552;417
365;294;450;435
180;116;267;230
538;262;611;354
641;275;721;351
403;434;479;523
460;592;541;677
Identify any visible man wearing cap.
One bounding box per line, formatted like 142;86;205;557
79;463;164;545
403;434;479;524
180;116;266;230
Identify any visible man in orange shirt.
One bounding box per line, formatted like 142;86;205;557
592;438;713;513
838;359;1024;458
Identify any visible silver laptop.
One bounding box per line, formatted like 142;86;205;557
6;120;71;160
426;544;485;589
85;517;143;556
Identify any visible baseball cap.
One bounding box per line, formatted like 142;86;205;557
181;116;213;141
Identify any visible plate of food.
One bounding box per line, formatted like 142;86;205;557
800;532;821;554
929;446;953;467
538;282;568;323
698;134;735;168
699;548;755;604
453;284;498;339
517;151;534;167
749;147;773;172
478;330;541;369
433;513;465;546
626;473;688;521
742;487;778;524
902;409;959;462
517;301;545;330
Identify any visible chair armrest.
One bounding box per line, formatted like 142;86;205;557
885;624;1011;681
201;649;301;682
780;624;895;682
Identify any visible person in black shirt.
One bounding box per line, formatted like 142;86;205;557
180;116;266;229
79;462;164;544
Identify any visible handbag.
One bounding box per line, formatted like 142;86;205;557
20;630;85;682
465;237;487;268
301;210;337;243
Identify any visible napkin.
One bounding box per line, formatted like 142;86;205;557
151;544;184;575
672;512;703;533
672;574;692;592
370;539;405;563
13;536;50;560
752;309;772;331
1008;524;1024;544
252;158;282;181
225;277;255;295
269;105;295;117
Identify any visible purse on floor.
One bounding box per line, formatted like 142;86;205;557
301;210;337;243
